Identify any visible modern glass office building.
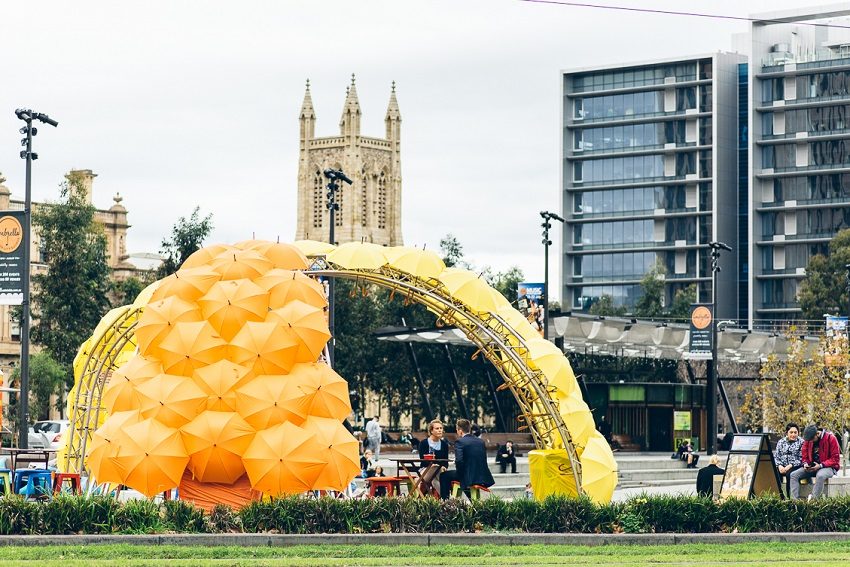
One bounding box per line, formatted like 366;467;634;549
561;54;744;319
749;7;850;321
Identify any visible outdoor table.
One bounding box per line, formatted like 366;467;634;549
1;448;55;471
388;457;451;498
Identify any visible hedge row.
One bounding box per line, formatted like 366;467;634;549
1;494;850;535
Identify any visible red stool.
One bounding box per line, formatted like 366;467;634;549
366;476;402;497
53;472;82;495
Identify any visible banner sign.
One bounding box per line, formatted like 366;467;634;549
0;212;25;306
673;410;692;431
825;315;848;338
687;303;713;360
517;282;544;336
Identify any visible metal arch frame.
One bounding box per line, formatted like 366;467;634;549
64;307;141;474
64;262;584;495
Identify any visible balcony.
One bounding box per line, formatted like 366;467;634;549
571;206;699;220
759;128;850;142
572;174;703;188
757;197;850;211
571;240;697;251
569;109;707;128
569;142;701;159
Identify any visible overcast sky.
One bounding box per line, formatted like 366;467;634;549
0;0;830;299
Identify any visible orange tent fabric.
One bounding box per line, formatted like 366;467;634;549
178;470;260;513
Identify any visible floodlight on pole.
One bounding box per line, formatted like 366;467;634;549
324;168;352;367
540;211;565;340
706;240;730;455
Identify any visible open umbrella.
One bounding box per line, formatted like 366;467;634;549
181;243;237;270
86;410;142;484
111;418;190;498
234;374;294;429
266;300;331;363
386;247;446;279
556;392;595;447
150;266;222;303
181;411;255;484
198;279;270;340
135;373;208;427
132;280;161;308
326;242;387;270
280;362;351;422
228;321;300;376
525;337;579;397
158;321;228;377
255;269;327;310
135;296;203;357
437;269;501;313
579;431;618;504
242;421;326;495
293;240;336;257
301;416;360;491
192;359;252;412
102;355;163;413
235;240;309;270
209;249;273;281
496;305;541;343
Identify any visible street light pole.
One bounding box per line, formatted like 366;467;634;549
323;168;352;368
13;109;57;448
707;240;731;455
540;211;564;340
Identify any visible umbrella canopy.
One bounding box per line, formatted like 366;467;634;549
235;240;309;270
437;269;501;313
181;411;255;484
102;355;163;413
386;247;446;279
158;321;228;377
242;421;326;495
526;338;579;397
181;243;237;269
112;418;190;497
280;362;351;422
135;373;208;427
228;321;300;376
301;416;360;491
192;359;252;412
555;392;595;447
293;240;336;257
150;266;222;303
255;269;327;310
579;431;618;504
135;296;203;357
326;242;387;270
234;374;294;429
266;300;331;363
131;280;160;308
86;410;142;484
496;305;542;343
198;279;270;340
209;249;273;281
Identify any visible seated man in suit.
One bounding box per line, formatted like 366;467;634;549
495;440;519;474
439;418;495;499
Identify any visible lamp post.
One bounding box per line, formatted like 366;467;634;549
13;109;57;449
323;168;352;368
707;240;731;455
540;211;564;340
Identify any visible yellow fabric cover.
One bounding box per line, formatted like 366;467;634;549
528;448;579;501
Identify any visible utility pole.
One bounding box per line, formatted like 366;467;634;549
707;240;731;455
323;168;352;367
13;109;58;448
540;211;564;340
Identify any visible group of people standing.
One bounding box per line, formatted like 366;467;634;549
774;423;841;499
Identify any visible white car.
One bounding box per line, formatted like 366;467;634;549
27;420;70;451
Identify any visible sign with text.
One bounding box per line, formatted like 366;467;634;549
0;212;25;306
673;410;692;431
517;282;544;335
687;303;713;360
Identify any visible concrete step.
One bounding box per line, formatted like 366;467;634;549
618;468;700;483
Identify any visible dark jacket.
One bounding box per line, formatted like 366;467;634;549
418;438;449;461
695;464;724;497
495;444;519;463
455;434;495;489
802;430;841;471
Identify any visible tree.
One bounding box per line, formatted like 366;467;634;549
439;234;465;268
110;276;147;307
31;172;112;385
588;295;627;317
11;352;64;422
634;262;666;318
486;266;524;303
157;207;213;278
798;229;850;321
668;284;697;321
740;330;850;434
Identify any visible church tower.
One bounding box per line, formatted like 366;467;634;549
295;75;403;246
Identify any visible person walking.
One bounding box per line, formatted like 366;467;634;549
365;416;382;460
789;424;841;499
439;418;495;499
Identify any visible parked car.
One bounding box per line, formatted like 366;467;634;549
27;420;70;450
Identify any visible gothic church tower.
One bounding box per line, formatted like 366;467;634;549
295;75;403;246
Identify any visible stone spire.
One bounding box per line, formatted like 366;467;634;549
339;73;361;137
385;81;401;140
299;79;316;140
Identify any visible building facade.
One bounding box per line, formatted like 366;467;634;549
295;76;403;246
748;7;850;321
561;54;744;319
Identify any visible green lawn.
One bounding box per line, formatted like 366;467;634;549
0;542;848;566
